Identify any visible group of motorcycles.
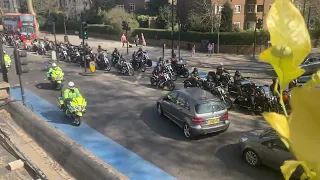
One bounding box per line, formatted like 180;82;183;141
150;58;189;91
183;70;286;115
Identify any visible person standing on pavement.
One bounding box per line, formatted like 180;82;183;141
191;45;195;57
134;35;139;46
141;33;146;46
207;43;213;56
121;34;127;48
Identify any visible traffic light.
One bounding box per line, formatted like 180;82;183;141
256;19;263;29
122;21;130;31
13;48;29;75
82;22;88;39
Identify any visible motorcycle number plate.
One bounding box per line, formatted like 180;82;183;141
207;118;220;124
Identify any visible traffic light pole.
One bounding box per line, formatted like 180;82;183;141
13;47;26;106
83;37;87;73
126;29;129;55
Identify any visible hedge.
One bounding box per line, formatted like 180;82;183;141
132;28;270;45
39;17;117;35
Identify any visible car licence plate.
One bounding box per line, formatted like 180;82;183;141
208;118;219;124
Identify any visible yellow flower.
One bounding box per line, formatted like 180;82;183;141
259;0;311;89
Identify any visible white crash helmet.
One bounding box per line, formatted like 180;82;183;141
3;51;6;54
52;63;57;67
68;81;75;89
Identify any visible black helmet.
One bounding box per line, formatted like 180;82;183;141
98;45;101;48
173;53;176;58
158;57;163;62
139;47;142;51
235;70;241;76
193;68;198;72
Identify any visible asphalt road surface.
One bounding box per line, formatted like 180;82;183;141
4;47;283;180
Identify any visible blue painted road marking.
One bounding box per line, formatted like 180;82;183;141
10;87;176;180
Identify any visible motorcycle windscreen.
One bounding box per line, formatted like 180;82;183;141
89;61;96;72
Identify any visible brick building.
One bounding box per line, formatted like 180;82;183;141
115;0;147;12
177;0;275;30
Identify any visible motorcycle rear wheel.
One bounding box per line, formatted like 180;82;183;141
167;81;175;91
183;71;189;78
224;97;233;110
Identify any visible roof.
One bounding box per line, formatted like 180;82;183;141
178;88;219;102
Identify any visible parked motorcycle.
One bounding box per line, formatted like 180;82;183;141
58;96;87;126
183;77;204;88
116;59;134;76
37;42;46;55
228;79;252;97
150;73;175;91
211;85;233;110
164;63;177;81
173;60;189;78
96;52;111;71
133;58;146;72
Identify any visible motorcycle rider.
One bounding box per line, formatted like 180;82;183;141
190;68;200;87
152;58;165;87
132;51;138;69
46;63;62;80
233;70;243;96
60;82;83;114
216;63;230;84
137;47;144;59
112;48;121;66
270;77;280;95
3;51;11;68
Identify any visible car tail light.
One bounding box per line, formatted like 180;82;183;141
222;112;228;120
192;117;204;124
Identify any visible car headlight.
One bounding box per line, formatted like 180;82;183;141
239;137;248;143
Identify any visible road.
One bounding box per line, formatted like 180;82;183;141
3;45;283;180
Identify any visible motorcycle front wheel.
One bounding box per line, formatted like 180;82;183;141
73;115;81;126
105;63;111;71
167;81;175;91
128;68;134;76
171;72;178;81
140;63;146;72
183;70;189;78
223;97;233;110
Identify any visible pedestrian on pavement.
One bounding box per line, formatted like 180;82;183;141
121;34;127;48
141;33;146;46
191;45;195;57
207;43;213;56
134;35;139;46
212;42;215;54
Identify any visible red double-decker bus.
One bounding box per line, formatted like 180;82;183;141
2;13;37;40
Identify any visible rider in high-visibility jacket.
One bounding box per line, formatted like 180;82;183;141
3;51;11;68
59;82;83;111
46;63;62;79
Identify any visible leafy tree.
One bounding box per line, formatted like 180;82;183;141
146;0;169;15
19;1;28;13
32;0;58;15
156;5;177;29
220;1;233;32
188;10;212;32
103;7;139;35
136;15;149;28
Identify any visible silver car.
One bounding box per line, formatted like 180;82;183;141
156;87;230;139
239;128;303;178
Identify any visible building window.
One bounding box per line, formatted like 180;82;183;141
130;3;135;11
247;4;256;13
257;5;264;12
246;21;256;29
234;5;241;13
233;22;241;29
117;4;124;9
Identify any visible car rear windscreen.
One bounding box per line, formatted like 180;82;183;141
195;102;225;114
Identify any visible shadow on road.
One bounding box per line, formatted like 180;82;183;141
215;143;282;180
40;110;73;125
35;82;58;91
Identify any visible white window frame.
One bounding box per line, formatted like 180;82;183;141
130;3;135;11
247;4;256;13
234;5;241;13
246;21;256;29
214;5;223;14
117;4;124;9
233;22;241;28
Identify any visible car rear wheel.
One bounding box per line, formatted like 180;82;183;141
183;123;194;139
243;149;260;166
157;103;163;116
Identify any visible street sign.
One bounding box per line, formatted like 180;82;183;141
308;7;316;28
89;61;96;73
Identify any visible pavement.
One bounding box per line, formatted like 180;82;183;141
0;109;73;180
2;44;285;180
